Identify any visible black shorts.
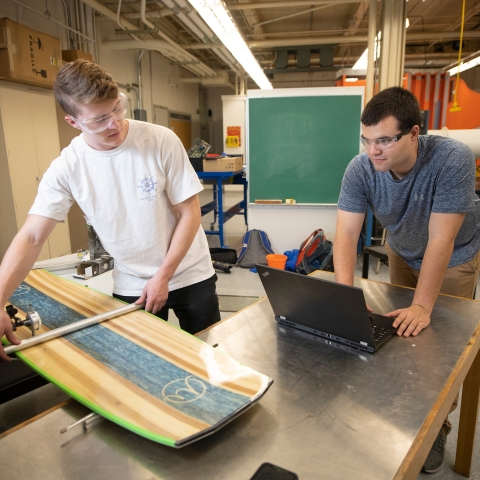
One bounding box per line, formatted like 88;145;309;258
113;274;221;335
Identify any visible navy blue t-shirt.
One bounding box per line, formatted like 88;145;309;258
338;135;480;269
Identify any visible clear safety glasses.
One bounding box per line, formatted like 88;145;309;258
70;92;128;134
360;127;412;150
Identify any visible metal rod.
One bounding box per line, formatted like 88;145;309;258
59;412;104;434
60;412;96;434
365;0;377;103
227;0;378;10
5;303;143;355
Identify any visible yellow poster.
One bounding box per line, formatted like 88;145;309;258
226;126;241;147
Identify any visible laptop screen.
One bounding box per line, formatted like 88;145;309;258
257;265;376;347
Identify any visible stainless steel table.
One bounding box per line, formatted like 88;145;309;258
1;272;480;480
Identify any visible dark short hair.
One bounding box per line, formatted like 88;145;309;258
361;87;421;131
53;59;119;117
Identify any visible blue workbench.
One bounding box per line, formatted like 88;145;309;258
197;170;248;247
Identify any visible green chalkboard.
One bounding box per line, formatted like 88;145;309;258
248;95;362;204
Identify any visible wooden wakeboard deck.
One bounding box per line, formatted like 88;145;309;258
4;270;273;447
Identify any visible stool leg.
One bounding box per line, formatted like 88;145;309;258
375;228;387;274
362;252;370;279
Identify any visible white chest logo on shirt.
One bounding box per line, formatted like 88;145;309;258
137;175;158;202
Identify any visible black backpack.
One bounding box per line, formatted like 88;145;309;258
209;248;237;264
295;229;334;275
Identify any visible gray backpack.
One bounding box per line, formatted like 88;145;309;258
236;229;274;268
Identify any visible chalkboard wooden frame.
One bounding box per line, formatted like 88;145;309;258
247;87;363;205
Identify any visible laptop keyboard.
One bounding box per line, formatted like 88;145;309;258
369;314;392;343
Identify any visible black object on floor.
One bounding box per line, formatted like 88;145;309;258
0;360;48;404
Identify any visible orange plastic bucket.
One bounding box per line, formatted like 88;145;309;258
266;254;288;270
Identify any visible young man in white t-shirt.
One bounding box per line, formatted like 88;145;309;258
0;60;220;360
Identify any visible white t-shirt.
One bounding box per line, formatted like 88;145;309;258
30;120;214;296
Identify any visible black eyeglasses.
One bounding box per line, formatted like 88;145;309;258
360;127;413;150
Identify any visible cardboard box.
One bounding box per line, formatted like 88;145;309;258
0;18;61;88
203;156;243;172
62;49;93;63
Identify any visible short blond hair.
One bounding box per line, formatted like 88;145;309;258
54;59;119;116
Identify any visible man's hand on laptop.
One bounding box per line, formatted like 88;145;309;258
384;304;431;337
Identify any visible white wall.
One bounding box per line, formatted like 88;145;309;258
222;95;246;156
249;205;338;254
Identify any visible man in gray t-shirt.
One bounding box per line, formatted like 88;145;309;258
334;86;480;473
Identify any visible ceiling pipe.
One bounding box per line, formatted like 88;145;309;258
102;38;184;53
123;8;174;19
139;0;214;76
80;0;214;77
189;43;223;50
180;78;203;83
442;48;480;71
227;0;381;10
183;52;466;70
101;38;230;74
252;4;333;29
137;50;145;110
85;4;95;58
161;0;218;61
117;82;139;107
365;0;377;102
247;31;480;49
164;0;213;43
101;38;210;75
78;1;87;52
258;52;475;63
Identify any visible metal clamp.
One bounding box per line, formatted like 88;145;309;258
6;304;42;337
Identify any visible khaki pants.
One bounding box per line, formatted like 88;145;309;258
386;244;480;300
385;244;480;434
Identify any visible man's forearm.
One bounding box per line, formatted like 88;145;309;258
412;238;454;313
333;235;357;286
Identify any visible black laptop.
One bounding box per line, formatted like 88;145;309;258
256;265;397;353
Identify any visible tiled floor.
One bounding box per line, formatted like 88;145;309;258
197;185;480;480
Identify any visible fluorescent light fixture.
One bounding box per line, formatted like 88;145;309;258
447;56;480;75
188;0;273;90
345;77;359;82
405;18;410;29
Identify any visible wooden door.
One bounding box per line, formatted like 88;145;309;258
169;112;191;150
